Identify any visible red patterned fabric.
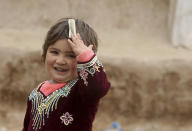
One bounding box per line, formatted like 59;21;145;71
40;81;66;96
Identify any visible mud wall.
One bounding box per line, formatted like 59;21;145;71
102;57;192;120
1;47;192;121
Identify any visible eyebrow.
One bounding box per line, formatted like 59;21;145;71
48;47;74;54
49;47;59;51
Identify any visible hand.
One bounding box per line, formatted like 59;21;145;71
67;33;93;56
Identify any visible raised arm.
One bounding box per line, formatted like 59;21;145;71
68;34;110;100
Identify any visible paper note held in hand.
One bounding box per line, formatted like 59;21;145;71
68;19;76;38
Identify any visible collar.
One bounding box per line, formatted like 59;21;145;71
40;80;66;96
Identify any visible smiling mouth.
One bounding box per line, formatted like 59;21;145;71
54;67;68;72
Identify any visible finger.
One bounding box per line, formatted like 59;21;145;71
67;39;75;47
71;34;77;42
77;33;82;40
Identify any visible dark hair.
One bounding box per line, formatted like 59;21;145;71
42;18;98;62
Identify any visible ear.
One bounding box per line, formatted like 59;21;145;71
88;45;93;50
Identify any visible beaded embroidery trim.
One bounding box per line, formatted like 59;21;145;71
29;79;78;130
60;112;74;125
77;56;103;86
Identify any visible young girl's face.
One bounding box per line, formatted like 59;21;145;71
45;39;77;83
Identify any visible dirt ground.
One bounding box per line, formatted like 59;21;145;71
1;0;192;131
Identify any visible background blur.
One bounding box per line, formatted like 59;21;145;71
1;0;192;131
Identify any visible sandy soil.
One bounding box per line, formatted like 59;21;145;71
1;0;192;131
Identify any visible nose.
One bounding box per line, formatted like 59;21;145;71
56;55;67;65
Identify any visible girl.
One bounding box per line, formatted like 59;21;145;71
22;18;110;131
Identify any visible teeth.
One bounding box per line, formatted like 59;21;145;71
55;67;67;72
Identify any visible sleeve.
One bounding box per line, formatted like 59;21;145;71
22;98;31;131
76;53;110;101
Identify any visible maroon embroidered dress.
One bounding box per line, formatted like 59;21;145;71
22;54;110;131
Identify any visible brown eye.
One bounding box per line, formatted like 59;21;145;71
68;54;76;58
50;50;58;55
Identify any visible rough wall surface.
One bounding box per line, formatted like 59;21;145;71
1;48;192;130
